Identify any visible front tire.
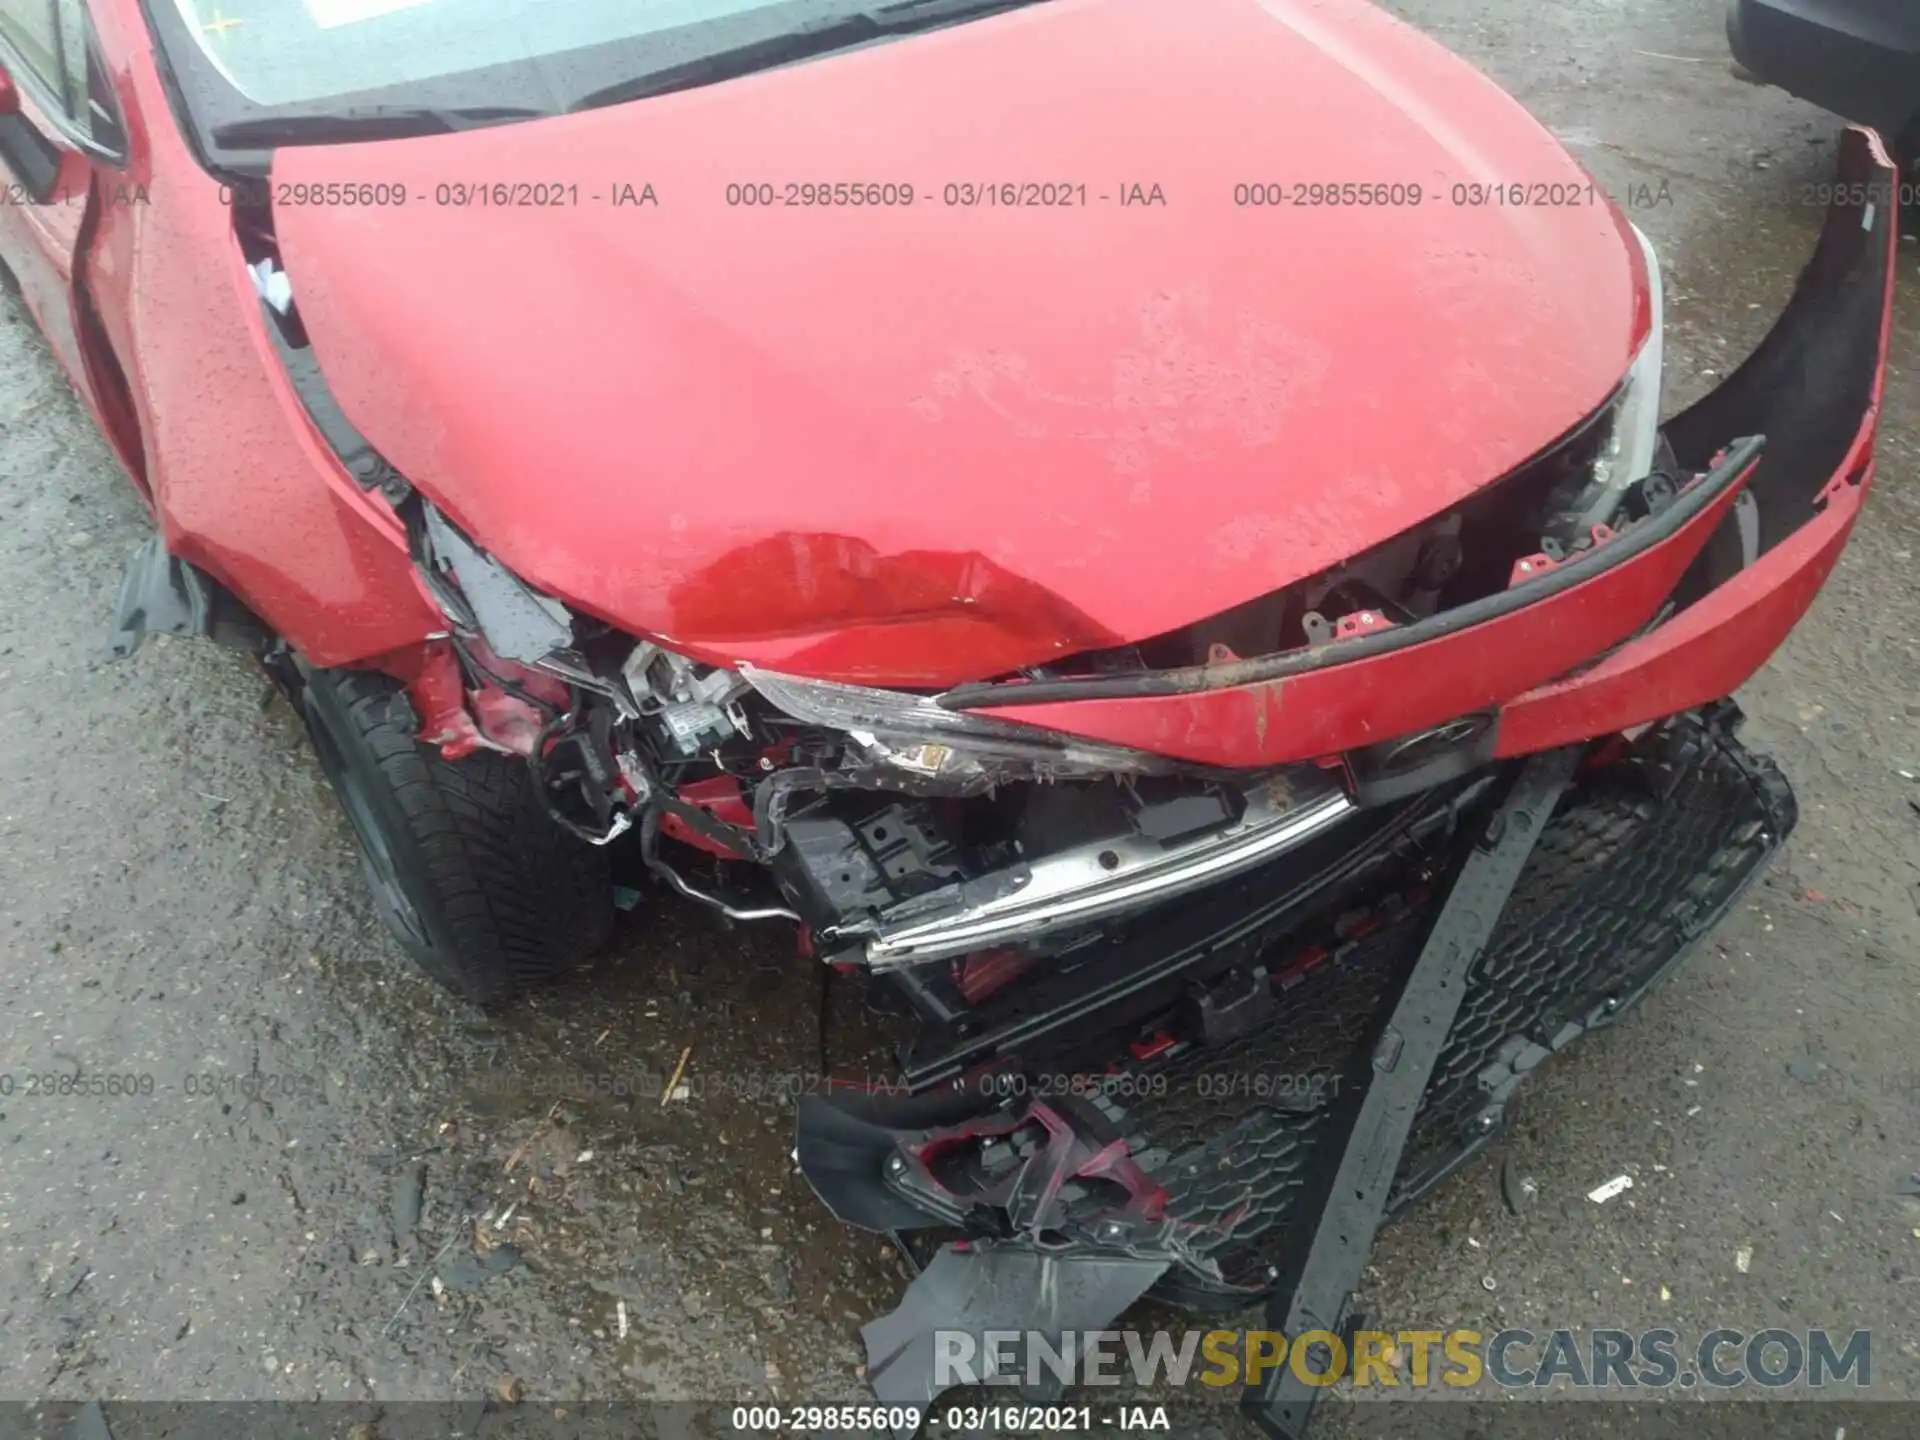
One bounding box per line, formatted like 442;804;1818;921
296;665;612;1003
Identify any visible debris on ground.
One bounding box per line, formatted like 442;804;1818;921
661;1045;693;1107
1736;1245;1753;1274
496;1376;523;1405
391;1161;426;1241
1502;1159;1538;1216
439;1243;521;1291
503;1114;554;1174
1588;1175;1633;1204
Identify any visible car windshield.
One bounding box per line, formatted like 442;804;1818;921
152;0;1037;154
167;0;779;107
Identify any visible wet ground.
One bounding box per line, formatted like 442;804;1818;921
1;0;1917;1433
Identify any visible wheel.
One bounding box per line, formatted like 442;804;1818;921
295;664;612;1003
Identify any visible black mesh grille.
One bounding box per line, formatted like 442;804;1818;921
1116;727;1791;1297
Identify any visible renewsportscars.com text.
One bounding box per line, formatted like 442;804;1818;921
935;1326;1872;1392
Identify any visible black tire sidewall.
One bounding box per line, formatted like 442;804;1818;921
296;668;480;995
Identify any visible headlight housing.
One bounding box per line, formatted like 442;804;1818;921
1557;222;1667;535
741;666;1175;788
409;497;1170;787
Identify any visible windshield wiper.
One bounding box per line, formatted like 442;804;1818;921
569;0;1046;112
210;104;547;149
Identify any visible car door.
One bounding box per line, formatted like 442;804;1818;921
0;0;123;390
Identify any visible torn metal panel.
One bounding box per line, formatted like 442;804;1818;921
386;641;509;762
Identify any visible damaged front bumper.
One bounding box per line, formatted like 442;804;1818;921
932;128;1894;773
749;130;1894;969
788;133;1885;1414
779;136;1885;1438
797;706;1796;1428
204;136;1892;993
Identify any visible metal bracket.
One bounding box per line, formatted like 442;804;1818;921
1508;523;1618;588
1243;744;1580;1440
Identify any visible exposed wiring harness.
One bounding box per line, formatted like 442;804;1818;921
449;634;564;720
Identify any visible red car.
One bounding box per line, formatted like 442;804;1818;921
0;0;1893;1423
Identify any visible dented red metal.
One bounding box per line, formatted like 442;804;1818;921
268;0;1640;685
374;638;561;759
0;0;1883;793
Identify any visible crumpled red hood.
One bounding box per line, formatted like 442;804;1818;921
274;0;1641;687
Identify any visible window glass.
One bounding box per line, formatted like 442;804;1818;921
163;0;783;108
0;0;62;96
54;0;90;117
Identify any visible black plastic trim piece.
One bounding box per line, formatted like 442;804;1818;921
1668;125;1892;601
1243;745;1580;1440
108;534;273;659
939;436;1764;711
1343;710;1499;807
1384;702;1794;1213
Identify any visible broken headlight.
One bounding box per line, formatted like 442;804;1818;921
411;495;1173;786
1550;222;1666;538
741;666;1174;788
